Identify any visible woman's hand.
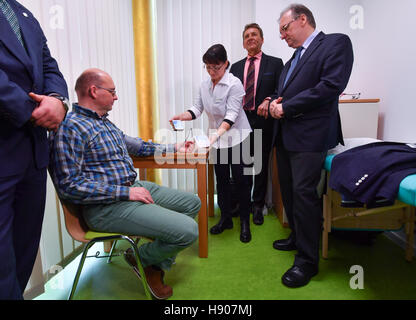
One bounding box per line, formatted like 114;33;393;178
169;115;181;122
169;111;193;123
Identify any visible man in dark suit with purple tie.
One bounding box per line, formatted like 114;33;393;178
0;0;68;299
230;23;283;226
258;4;354;288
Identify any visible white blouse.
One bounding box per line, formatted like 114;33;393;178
189;71;251;149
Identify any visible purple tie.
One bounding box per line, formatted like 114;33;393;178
243;57;256;111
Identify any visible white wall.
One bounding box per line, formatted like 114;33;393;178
256;0;416;142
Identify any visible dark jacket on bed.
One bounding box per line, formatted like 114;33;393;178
329;142;416;208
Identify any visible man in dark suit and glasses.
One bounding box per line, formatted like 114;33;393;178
0;0;68;299
258;4;354;288
230;23;283;225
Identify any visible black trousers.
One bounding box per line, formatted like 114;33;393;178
276;133;326;268
234;111;274;209
213;140;251;222
248;127;273;208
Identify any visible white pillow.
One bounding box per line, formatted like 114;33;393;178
328;137;382;155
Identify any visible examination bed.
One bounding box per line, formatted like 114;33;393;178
322;147;416;262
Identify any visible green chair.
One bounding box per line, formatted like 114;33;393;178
60;199;152;300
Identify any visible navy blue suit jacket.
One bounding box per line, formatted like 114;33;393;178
329;142;416;207
230;53;283;132
272;32;354;152
0;0;68;177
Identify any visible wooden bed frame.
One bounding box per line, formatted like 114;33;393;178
322;173;415;262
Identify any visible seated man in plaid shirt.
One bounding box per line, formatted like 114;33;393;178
49;68;200;300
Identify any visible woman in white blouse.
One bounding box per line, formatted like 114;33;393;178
170;44;253;243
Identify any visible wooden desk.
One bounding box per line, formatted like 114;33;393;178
131;153;215;258
339;99;380;104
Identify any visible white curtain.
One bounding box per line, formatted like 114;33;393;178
19;0;139;135
153;0;255;192
20;0;255;298
18;0;138;298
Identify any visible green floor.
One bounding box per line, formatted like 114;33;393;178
35;211;416;300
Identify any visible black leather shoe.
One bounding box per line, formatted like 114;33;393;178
273;233;297;251
240;220;252;243
252;206;264;225
281;265;318;288
210;218;233;235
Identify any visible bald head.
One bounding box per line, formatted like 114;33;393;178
75;68;111;99
74;68;118;116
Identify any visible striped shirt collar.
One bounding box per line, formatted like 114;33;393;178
73;103;109;119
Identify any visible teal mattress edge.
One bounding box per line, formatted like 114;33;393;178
325;154;416;206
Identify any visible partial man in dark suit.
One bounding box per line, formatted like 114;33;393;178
230;23;283;225
0;0;68;299
258;4;353;288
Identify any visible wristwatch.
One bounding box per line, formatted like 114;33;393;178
264;97;272;117
48;93;70;114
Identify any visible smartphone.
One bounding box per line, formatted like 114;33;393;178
171;120;184;131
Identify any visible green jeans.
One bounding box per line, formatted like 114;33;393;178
82;181;201;270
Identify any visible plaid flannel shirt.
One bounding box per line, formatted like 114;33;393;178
49;104;175;204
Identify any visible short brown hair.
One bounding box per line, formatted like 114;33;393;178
242;23;264;39
75;69;104;97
